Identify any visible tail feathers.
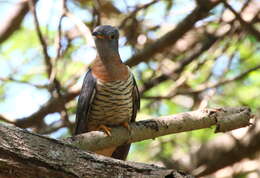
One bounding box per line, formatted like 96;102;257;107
111;144;131;161
95;144;131;161
95;147;117;157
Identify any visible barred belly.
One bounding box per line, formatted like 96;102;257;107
87;73;133;130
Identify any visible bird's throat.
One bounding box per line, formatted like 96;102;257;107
92;55;129;82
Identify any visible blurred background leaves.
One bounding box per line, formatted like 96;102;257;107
0;0;259;177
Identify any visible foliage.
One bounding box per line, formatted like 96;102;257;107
0;0;259;177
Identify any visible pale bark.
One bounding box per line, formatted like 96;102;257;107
65;107;252;152
0;107;252;177
0;123;192;178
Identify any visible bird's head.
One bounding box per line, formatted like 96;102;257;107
92;25;120;60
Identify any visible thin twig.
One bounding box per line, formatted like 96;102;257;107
182;65;260;94
222;0;260;41
63;3;93;46
0;76;48;89
125;0;222;67
140;32;221;95
28;0;52;78
143;57;260;100
119;0;159;29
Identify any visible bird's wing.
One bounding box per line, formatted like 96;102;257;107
131;75;141;122
111;75;140;160
74;69;96;135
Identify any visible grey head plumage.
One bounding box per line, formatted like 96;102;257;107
92;25;120;60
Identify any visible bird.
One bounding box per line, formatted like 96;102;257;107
74;25;140;160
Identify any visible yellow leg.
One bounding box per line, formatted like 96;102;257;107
97;124;112;136
122;122;131;132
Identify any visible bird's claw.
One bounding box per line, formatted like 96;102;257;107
97;124;112;136
122;122;131;134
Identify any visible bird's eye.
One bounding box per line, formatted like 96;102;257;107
109;34;115;39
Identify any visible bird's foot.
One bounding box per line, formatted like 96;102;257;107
97;124;112;136
122;122;131;133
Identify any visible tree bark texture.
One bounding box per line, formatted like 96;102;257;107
0;107;252;177
65;107;252;152
0;124;192;178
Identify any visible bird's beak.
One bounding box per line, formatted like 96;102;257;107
92;31;105;39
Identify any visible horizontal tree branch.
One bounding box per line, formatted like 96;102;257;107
65;107;252;152
0;124;192;178
15;90;79;128
0;107;251;177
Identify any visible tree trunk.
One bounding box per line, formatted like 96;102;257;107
0;124;192;178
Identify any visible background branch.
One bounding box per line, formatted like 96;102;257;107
125;0;221;67
0;0;259;176
192;119;260;176
28;0;52;77
0;0;38;43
